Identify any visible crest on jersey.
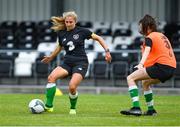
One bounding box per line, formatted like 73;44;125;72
73;34;79;40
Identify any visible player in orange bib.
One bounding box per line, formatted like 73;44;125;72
120;14;176;116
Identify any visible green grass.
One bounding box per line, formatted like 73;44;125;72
0;94;180;126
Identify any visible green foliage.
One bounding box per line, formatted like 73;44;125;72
0;94;180;126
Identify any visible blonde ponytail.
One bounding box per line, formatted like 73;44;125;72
51;16;66;32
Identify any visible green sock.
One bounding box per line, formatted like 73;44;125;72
69;92;78;109
144;89;154;110
129;85;140;107
45;83;56;108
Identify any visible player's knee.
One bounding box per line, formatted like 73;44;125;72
127;75;133;82
48;75;56;83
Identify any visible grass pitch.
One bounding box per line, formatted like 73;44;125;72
0;94;180;126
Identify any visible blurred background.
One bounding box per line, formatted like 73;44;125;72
0;0;180;93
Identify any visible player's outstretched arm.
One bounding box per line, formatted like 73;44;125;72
91;33;112;63
41;45;62;64
135;46;151;69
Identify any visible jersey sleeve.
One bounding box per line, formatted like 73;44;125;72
57;32;63;46
145;37;152;48
83;28;93;39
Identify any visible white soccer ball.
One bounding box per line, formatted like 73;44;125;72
28;99;45;114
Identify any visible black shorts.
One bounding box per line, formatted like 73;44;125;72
146;63;176;83
61;61;89;78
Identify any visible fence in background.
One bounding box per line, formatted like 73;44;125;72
0;49;180;88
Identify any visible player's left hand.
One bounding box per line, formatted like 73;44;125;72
105;52;112;63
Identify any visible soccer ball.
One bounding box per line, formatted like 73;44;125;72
28;99;45;114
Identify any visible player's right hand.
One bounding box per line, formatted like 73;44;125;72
41;56;53;64
134;63;144;70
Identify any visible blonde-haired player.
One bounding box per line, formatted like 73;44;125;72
41;11;112;114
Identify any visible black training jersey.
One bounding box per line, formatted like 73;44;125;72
57;26;92;62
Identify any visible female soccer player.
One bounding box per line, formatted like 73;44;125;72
41;11;112;114
120;14;176;116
